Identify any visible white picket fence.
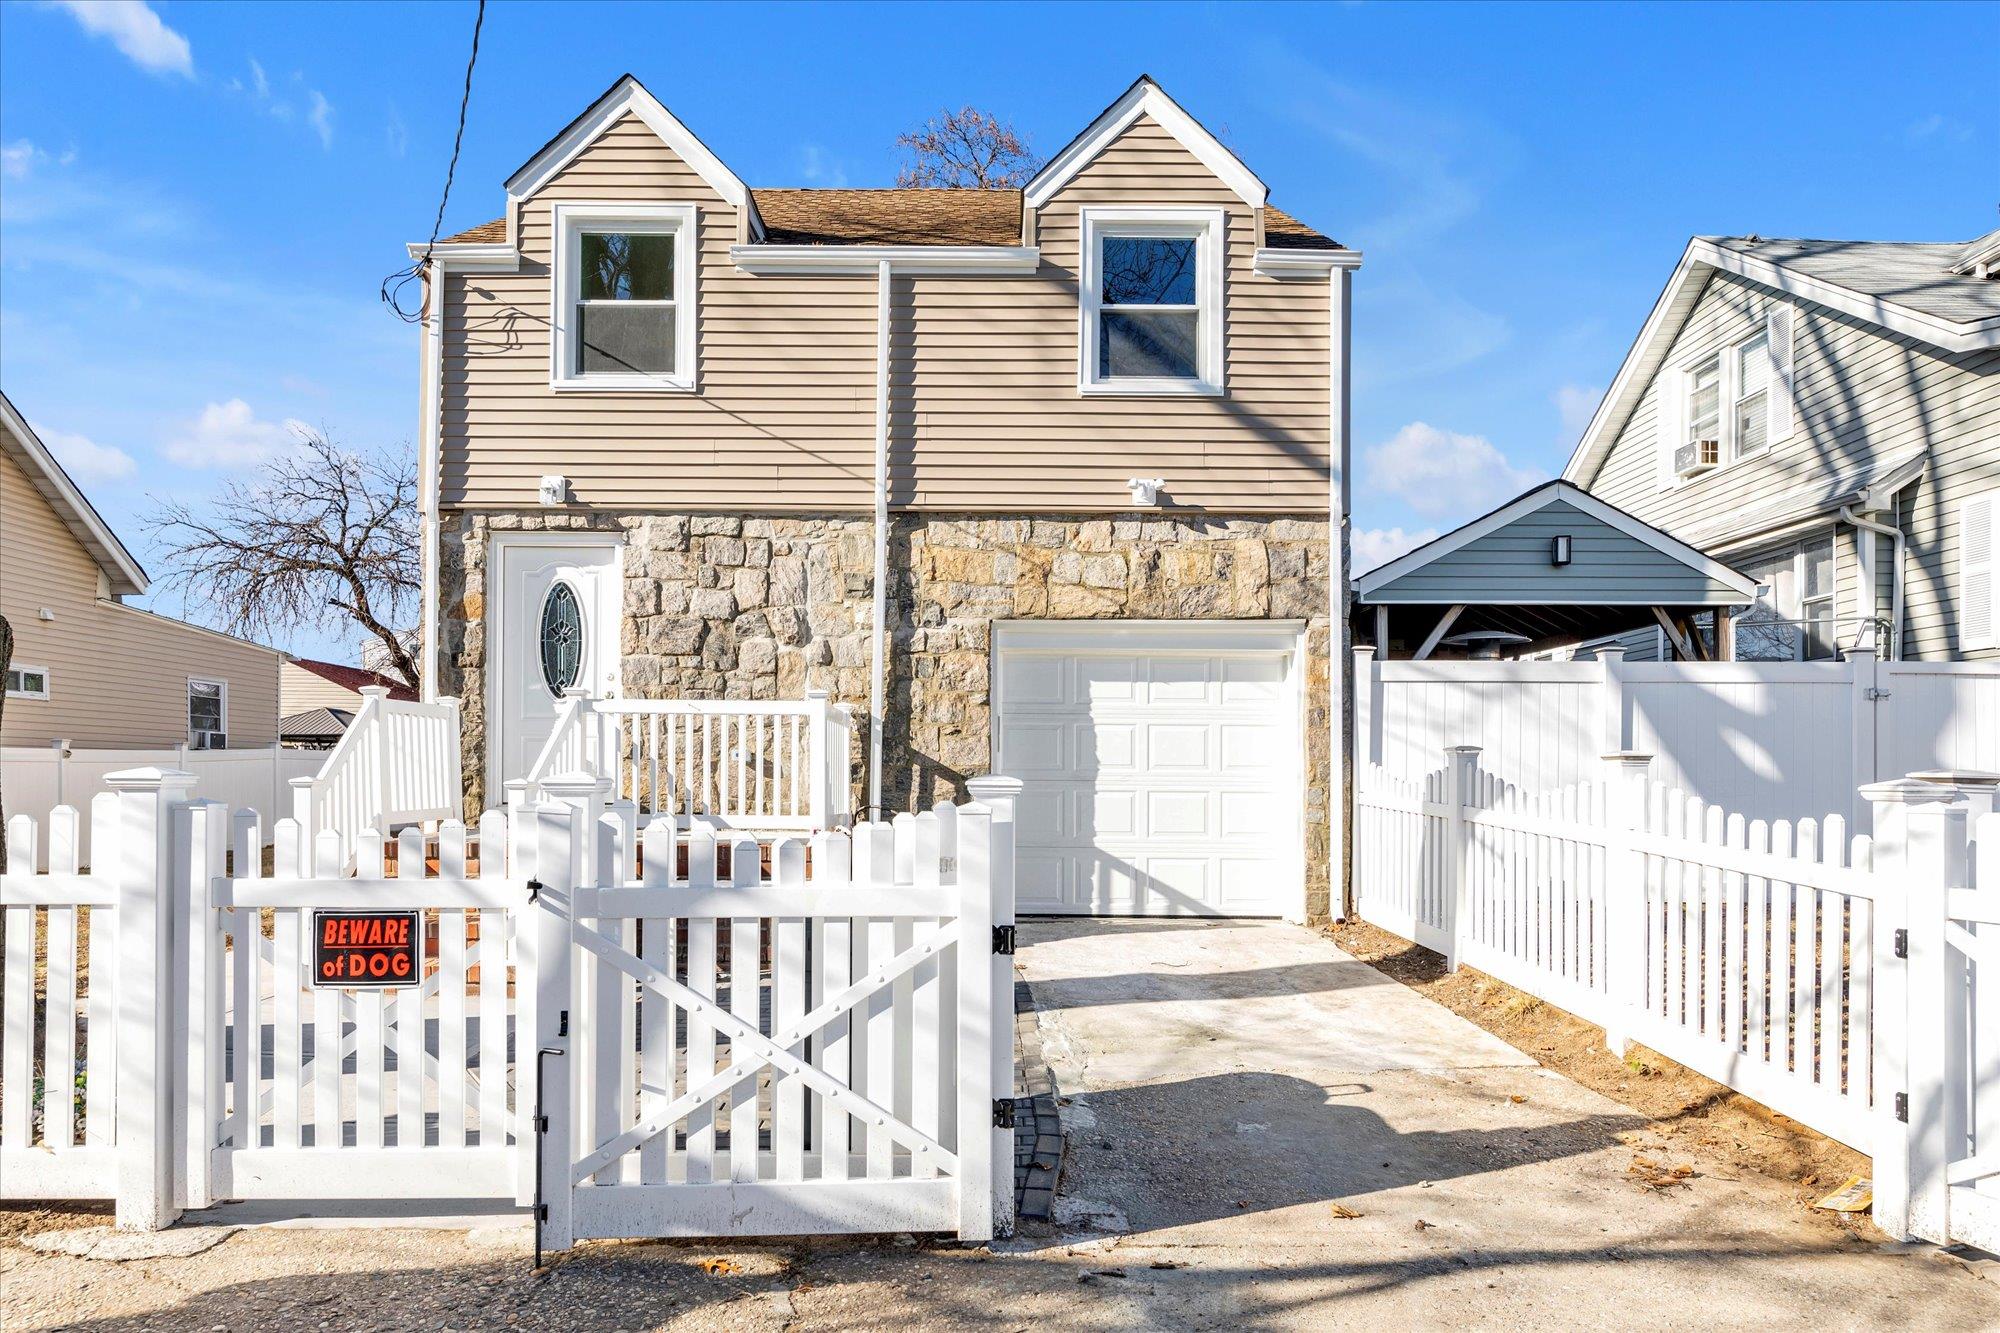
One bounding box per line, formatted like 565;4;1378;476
1355;747;2000;1249
516;690;854;834
1354;646;2000;827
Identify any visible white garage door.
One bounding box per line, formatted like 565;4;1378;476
997;629;1301;917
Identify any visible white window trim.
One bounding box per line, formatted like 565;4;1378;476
1077;207;1226;397
5;664;51;700
1730;330;1772;463
188;676;228;746
1960;486;1999;652
1663;308;1793;489
549;201;698;393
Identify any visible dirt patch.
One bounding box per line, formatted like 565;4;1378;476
1324;917;1869;1211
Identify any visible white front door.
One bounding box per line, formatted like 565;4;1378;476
492;538;622;796
995;624;1303;917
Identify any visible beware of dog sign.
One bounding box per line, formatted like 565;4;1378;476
313;910;421;987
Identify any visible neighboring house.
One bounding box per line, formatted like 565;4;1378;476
1565;229;2000;662
279;657;417;748
415;74;1357;919
0;391;282;749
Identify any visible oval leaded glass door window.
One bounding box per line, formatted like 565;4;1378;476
539;582;584;694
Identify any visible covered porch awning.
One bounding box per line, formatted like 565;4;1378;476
1354;481;1758;660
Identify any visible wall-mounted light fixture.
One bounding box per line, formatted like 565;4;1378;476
1551;534;1573;567
1127;477;1167;507
539;475;570;507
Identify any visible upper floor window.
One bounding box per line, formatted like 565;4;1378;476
1665;306;1794;485
1078;207;1224;396
5;665;50;700
1687;353;1722;456
1732;333;1771;459
189;678;227;749
550;202;697;392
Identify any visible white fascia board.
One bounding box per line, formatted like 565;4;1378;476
406;240;520;272
1354;480;1758;600
0;391;149;595
1253;247;1363;277
504;75;752;217
730;245;1041;276
1024;78;1268;211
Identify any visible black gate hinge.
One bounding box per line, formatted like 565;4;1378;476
536;1114;549;1133
1895;1092;1909;1124
559;1009;570;1037
537;1203;549;1221
992;924;1016;956
1893;929;1908;960
993;1099;1017;1129
527;878;545;902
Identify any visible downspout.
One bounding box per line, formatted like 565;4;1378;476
868;259;892;819
1841;504;1904;661
419;258;444;702
1331;263;1355;921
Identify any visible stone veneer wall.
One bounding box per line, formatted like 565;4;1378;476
439;511;1334;919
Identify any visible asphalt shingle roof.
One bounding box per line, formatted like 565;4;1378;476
1708;235;2000;327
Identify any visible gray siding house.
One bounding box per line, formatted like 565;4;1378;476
1564;229;2000;662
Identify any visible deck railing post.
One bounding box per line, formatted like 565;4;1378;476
806;689;831;829
359;686;393;838
1600;751;1654;1057
1442;746;1480;972
288;776;316;869
105;765;197;1230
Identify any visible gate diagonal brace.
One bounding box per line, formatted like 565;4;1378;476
567;918;962;1183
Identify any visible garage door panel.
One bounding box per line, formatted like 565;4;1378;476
1004;637;1296;917
1145;790;1211;838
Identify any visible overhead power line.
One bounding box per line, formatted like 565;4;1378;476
381;0;486;324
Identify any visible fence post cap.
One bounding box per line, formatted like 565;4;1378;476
1442;744;1483;756
103;766;196;791
966;774;1025;799
358;685;393;699
1351;644;1377;661
540;771;611;799
1859;777;1963;805
805;687;830;700
561;687;594;700
1906;768;2000;789
1599;750;1654;767
287;775;317;790
1594;645;1627;661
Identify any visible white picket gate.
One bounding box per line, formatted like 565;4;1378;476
1355;745;1998;1248
525;780;1008;1245
2;764;1017;1243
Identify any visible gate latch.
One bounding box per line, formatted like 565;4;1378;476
1894;1092;1909;1123
994;1099;1018;1129
1866;688;1892;702
992;925;1016;956
1893;929;1908;960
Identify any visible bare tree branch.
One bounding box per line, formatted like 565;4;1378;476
145;430;421;688
895;107;1043;189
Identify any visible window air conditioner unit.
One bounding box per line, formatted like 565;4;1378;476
1674;438;1720;478
191;732;226;751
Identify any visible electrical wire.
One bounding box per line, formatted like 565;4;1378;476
381;0;486;323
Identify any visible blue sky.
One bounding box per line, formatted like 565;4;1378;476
2;0;1993;662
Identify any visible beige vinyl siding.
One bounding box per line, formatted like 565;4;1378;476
441;113;1330;514
0;447;281;748
279;662;366;714
1587;268;2000;661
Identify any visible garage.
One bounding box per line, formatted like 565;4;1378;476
992;621;1306;917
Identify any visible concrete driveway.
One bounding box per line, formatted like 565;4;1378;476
1012;918;1995;1328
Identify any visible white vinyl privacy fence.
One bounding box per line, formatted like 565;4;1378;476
0;765;1017;1244
1355;748;2000;1252
1355;647;2000;827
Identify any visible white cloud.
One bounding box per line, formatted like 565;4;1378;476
385;104;409;158
1364;422;1537;520
1908;113;1972;144
50;1;193;78
32;421;136;481
1352;526;1439;574
164;399;309;468
1553;382;1602;445
306;91;334;149
799;144;849;187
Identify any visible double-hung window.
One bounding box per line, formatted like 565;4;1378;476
189;678;226;748
550;202;697;391
1079;208;1224;395
1687;353;1722;454
1732;332;1771;460
1798;536;1836;659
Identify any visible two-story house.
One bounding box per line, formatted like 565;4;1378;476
1565;229;2000;662
414;75;1357;921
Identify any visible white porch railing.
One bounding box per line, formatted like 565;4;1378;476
290;687;463;862
515;690;853;835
